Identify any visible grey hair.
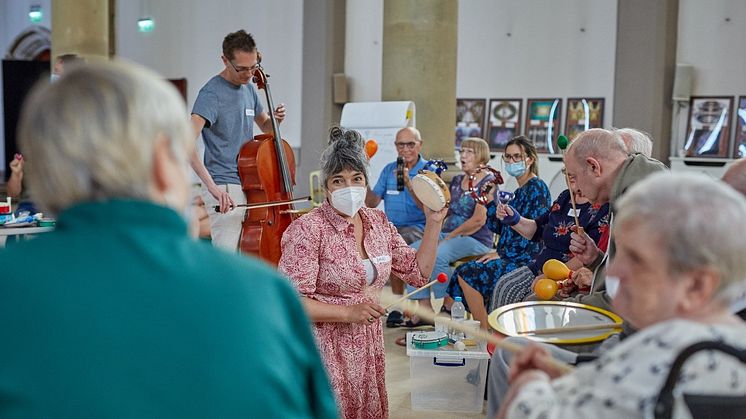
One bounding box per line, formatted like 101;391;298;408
612;127;653;157
320;126;369;189
18;59;192;214
615;172;746;302
566;128;628;164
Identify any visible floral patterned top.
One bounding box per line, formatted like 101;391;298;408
442;173;496;247
279;201;429;419
505;319;746;419
527;189;610;274
488;176;552;265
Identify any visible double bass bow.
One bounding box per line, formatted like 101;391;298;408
236;52;304;265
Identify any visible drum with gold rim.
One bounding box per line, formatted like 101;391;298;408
488;301;623;346
411;170;451;212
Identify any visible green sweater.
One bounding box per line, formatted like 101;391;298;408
0;200;337;418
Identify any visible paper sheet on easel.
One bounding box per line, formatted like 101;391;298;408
340;101;416;196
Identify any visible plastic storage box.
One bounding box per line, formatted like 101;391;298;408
406;332;489;413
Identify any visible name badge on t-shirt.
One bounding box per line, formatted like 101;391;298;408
371;255;392;264
567;208;581;217
386;190;401;196
245;108;255;117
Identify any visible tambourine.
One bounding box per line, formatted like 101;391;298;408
468;166;504;205
423;159;448;175
488;301;623;346
411;170;451;211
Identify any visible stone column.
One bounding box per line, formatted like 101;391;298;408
382;0;458;163
613;0;678;164
52;0;110;62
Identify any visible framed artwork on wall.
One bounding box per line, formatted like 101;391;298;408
735;96;746;158
486;99;522;151
524;98;562;154
565;98;605;142
455;98;486;149
683;96;733;158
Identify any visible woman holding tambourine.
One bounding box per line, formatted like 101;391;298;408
445;136;552;328
403;137;496;326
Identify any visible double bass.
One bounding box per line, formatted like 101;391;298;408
236;53;298;265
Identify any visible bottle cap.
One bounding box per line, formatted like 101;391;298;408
454;296;462;302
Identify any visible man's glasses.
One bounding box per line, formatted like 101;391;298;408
229;60;260;74
394;141;418;150
501;153;526;163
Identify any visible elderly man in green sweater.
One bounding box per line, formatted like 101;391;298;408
0;60;336;418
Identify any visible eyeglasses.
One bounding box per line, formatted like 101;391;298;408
501;153;526;163
228;60;260;74
561;167;577;181
394;141;419;150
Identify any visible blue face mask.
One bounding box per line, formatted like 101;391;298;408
506;161;527;178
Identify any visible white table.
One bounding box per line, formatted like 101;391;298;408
0;226;54;247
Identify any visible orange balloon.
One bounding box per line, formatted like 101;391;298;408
534;278;559;300
542;259;572;280
365;139;378;159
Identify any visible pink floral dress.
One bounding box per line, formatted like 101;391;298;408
279;202;429;418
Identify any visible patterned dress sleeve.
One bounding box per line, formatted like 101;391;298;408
485;201;506;235
521;179;552;221
278;218;321;297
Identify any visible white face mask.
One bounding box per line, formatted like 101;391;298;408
606;275;620;299
330;186;366;217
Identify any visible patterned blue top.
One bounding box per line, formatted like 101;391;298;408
371;156;427;228
487;176;552;265
528;189;610;274
442;173;496;247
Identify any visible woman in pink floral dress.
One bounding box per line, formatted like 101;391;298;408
279;127;447;418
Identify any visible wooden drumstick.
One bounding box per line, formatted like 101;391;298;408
518;322;623;336
389;297;574;374
383;273;449;311
557;135;583;234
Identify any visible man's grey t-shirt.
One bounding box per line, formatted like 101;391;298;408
192;75;264;185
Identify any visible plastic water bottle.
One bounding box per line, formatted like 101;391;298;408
450;297;466;342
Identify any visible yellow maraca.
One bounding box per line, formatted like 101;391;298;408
542;259;573;281
534;278;559;300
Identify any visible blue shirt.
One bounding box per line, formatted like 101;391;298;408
192;75;264;185
372;156;427;228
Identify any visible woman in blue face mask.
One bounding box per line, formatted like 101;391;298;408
445;136;553;328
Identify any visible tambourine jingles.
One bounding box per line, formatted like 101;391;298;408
411;170;450;211
468;165;504;205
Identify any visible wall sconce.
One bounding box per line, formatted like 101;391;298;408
29;5;43;23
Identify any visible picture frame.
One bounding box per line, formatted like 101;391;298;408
684;96;734;158
524;98;562;154
734;96;746;158
486;99;522;151
565;98;605;143
455;98;486;149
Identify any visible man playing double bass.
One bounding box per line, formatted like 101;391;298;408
190;29;286;251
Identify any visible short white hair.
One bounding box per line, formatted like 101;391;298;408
615;172;746;302
613;127;653;157
19;60;191;214
565;128;628;164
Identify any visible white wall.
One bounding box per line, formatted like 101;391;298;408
671;0;746;158
0;0;53;172
346;0;618;130
116;0;303;147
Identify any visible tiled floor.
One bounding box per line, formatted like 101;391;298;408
382;287;487;419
